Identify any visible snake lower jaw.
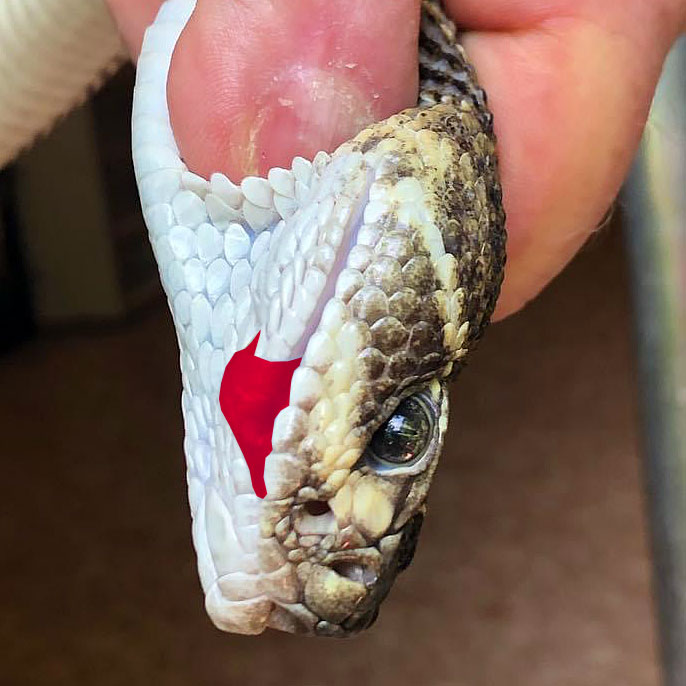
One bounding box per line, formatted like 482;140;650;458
339;513;425;636
276;513;425;637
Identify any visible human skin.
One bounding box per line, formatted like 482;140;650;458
106;0;686;319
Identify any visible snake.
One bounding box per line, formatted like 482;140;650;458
3;0;506;636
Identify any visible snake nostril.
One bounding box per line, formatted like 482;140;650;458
303;500;331;517
332;561;378;588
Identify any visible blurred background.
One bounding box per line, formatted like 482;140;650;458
0;64;663;685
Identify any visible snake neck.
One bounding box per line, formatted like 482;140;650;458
418;1;493;131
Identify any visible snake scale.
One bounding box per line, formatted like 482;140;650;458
131;0;506;636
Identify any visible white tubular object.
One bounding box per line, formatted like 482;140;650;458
0;0;125;168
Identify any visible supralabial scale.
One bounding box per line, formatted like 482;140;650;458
133;0;506;636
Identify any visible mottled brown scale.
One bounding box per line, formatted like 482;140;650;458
376;231;415;265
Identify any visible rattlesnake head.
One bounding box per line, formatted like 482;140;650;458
133;0;505;636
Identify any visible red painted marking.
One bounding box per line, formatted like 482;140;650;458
219;332;302;499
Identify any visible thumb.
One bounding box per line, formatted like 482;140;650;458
166;0;420;179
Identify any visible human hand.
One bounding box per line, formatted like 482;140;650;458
106;0;686;318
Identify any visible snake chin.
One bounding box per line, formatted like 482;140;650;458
332;513;425;637
299;513;425;638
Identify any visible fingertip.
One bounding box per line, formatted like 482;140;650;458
461;12;666;317
167;0;420;180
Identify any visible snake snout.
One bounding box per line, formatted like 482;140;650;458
303;514;425;636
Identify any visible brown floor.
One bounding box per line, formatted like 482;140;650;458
0;224;659;686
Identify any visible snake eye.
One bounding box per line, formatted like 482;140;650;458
366;394;435;471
